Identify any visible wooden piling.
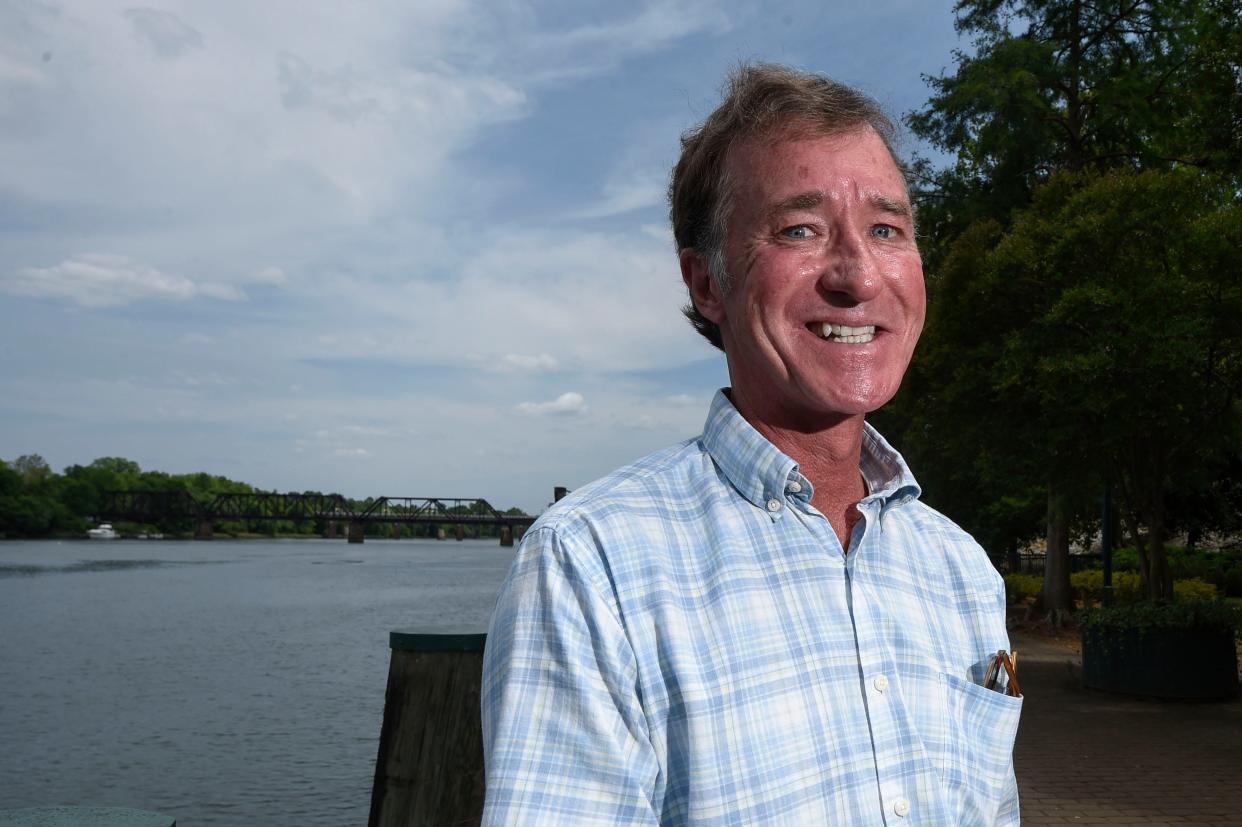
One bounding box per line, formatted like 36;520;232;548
369;629;487;827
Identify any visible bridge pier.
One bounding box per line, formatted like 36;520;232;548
500;526;514;547
455;524;465;542
325;521;339;539
348;521;366;544
195;521;214;541
390;522;402;539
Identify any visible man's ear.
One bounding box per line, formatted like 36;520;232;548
679;247;726;324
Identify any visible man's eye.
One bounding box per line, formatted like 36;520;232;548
872;224;896;239
781;225;813;240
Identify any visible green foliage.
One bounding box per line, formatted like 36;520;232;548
1003;573;1044;603
1106;546;1242;597
1069;570;1219;606
882;0;1242;607
1070;570;1143;605
1;454;529;539
1173;578;1220;603
907;0;1241;267
1080;600;1242;637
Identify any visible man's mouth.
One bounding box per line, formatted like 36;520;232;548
812;323;876;344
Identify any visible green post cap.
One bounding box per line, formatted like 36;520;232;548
0;807;175;827
389;627;488;652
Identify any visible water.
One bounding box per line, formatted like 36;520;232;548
0;537;517;825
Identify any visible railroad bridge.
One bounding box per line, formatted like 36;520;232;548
95;488;566;546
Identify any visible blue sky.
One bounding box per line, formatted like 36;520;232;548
0;0;965;513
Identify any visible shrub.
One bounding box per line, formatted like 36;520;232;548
1080;600;1242;638
1102;546;1242;596
1003;573;1043;604
1070;570;1142;606
1173;578;1218;603
1226;567;1242;598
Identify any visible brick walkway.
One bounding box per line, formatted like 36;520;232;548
1010;630;1242;825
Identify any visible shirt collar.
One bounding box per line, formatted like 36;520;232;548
701;389;922;516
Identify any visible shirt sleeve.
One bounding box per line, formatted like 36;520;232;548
480;525;661;826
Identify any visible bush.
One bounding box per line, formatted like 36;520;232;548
1071;570;1142;606
1092;546;1242;598
1003;573;1043;604
1080;600;1242;638
1069;571;1219;606
1173;578;1218;603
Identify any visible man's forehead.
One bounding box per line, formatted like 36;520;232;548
727;125;910;203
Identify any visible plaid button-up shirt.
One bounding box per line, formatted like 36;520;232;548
482;391;1020;825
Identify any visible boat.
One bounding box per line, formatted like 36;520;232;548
87;523;119;540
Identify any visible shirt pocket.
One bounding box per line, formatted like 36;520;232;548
937;671;1022;824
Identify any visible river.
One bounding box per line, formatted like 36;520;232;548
0;537;517;825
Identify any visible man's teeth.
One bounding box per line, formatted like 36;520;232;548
817;323;875;343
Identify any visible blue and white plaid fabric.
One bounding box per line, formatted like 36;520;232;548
482;390;1021;825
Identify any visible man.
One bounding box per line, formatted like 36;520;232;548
482;63;1020;826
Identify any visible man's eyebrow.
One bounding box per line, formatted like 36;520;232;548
870;194;913;218
766;191;914;221
766;190;824;220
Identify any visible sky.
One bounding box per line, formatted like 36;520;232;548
0;0;968;514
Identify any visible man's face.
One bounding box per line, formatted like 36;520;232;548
703;126;925;427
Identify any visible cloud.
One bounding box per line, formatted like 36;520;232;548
517;392;587;416
576;173;667;219
303;227;699;374
2;254;246;308
500;353;559;373
518;1;732;84
332;447;369;458
251;266;288;285
123;8;204;58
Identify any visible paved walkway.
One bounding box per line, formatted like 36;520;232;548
1010;630;1242;825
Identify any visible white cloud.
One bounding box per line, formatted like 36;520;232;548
2;254;246;308
296;227;701;373
500;353;559;373
332;447;369;458
251;266;288;285
518;1;732;84
576;173;667;219
517;392;587;416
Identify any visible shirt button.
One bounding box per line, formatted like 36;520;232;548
766;498;782;512
894;797;910;817
787;481;802;494
873;675;889;693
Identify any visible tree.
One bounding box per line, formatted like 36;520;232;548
12;454;52;484
882;0;1242;614
908;0;1241;268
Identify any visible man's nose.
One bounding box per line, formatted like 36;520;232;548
818;229;882;303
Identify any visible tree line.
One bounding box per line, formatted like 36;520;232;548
0;454;527;540
871;0;1242;619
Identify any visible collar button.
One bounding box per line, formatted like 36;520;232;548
766;498;782;513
